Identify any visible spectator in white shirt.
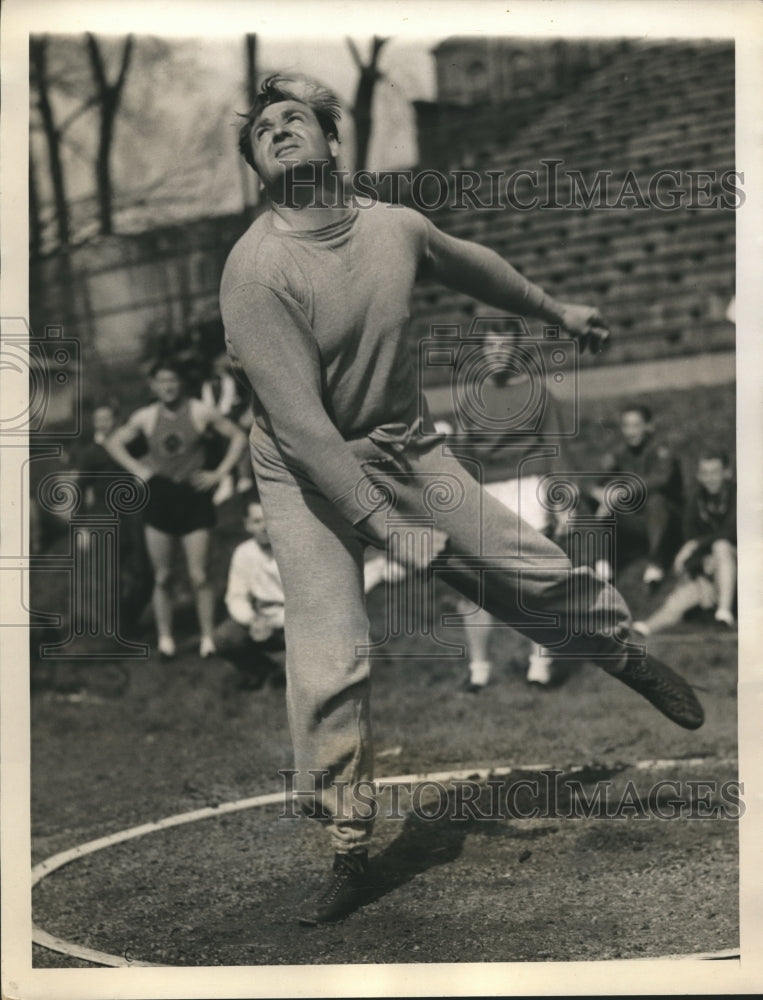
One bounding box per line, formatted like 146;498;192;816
214;494;403;688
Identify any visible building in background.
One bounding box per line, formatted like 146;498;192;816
29;38;735;405
416;37;624;170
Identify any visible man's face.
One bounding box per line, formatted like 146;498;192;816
92;406;115;437
151;370;183;405
249;100;338;187
244;503;270;547
620;410;649;447
696;458;727;495
479;332;522;374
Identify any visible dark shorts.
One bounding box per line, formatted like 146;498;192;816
143;475;216;536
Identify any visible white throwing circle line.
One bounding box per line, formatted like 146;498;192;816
33;756;738;968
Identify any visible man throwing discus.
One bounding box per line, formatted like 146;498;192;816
220;74;704;926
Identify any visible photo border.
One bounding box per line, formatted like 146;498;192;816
3;1;761;996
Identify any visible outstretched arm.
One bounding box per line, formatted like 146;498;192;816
420;223;610;353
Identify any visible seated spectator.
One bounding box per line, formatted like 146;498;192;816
213;495;287;688
215;493;404;688
633;449;736;635
589;403;684;588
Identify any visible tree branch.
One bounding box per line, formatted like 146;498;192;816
371;36;389;61
114;36;135;96
346;37;363;70
57;95;100;134
86;33;107;93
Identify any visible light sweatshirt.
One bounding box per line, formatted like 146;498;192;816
220;201;560;545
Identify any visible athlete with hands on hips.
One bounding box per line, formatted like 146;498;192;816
106;359;247;660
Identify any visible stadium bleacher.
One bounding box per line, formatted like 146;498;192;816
410;41;735;370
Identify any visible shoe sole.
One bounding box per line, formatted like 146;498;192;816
297;889;369;926
614;651;705;730
298;865;371;926
464;683;486;694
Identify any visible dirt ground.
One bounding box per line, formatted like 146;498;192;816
28;382;739;968
30;579;738;968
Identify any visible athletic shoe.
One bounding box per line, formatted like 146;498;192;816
157;635;176;660
526;652;554;687
642;563;665;589
467;659;491;688
363;554;387;592
714;609;735;628
199;636;216;659
594;559;613;582
462;679;487;694
298;851;371;926
607;644;704;730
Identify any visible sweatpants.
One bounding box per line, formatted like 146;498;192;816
251;424;633;851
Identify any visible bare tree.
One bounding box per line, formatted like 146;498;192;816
85;33;135;235
239;32;260;216
30;36;71;246
245;33;258;107
347;36;389;171
29;150;43;258
31;36;252;239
